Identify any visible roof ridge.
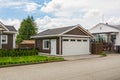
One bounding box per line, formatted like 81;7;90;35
5;25;14;26
36;25;78;36
47;25;76;30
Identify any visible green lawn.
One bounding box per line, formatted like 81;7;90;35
0;55;64;66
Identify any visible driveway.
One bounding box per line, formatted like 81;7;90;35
63;54;101;60
0;54;120;80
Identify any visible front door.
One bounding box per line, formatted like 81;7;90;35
51;39;56;55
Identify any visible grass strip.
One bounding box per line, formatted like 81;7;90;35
0;55;64;66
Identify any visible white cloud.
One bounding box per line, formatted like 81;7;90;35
24;2;41;12
1;0;120;33
41;0;120;14
35;16;96;32
0;19;21;30
39;0;120;30
83;9;102;19
35;16;51;26
41;0;62;13
0;0;24;8
0;0;41;12
107;17;120;25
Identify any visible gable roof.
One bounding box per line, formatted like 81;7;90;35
108;24;120;30
5;25;17;32
32;24;94;38
0;21;17;33
36;26;75;36
90;23;120;31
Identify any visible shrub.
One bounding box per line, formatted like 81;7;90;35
0;49;8;57
0;49;38;57
100;51;107;57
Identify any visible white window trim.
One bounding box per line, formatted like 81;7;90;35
1;35;8;44
43;39;50;50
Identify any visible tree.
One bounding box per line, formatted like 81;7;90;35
16;16;37;44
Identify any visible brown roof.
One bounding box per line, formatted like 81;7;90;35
21;40;35;44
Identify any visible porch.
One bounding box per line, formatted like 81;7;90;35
92;32;119;53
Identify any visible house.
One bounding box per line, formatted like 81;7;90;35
89;23;120;46
18;40;35;48
32;24;93;56
0;21;17;49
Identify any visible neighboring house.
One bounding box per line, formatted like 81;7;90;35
89;23;120;46
18;40;35;48
0;21;17;49
32;24;93;56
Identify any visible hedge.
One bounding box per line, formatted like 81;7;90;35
0;49;38;57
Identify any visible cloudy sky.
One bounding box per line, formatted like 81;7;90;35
0;0;120;32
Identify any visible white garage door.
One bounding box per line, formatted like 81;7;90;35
62;37;90;55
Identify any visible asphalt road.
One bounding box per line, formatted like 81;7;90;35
0;54;120;80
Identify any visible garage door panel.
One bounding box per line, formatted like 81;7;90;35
62;38;90;55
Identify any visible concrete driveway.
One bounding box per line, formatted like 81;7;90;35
63;54;101;60
0;54;120;80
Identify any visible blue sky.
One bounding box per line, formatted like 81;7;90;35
0;0;120;32
0;0;51;19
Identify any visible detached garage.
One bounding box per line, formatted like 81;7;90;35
32;24;94;56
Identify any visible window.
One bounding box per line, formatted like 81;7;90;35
77;39;81;42
43;40;50;50
63;39;69;41
83;40;87;42
1;35;8;44
71;39;75;41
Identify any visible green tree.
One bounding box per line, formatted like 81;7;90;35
16;16;37;44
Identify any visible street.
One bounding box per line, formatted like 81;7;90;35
0;54;120;80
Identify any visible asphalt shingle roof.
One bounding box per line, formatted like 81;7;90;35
101;23;120;30
0;21;17;32
36;25;75;36
5;25;17;32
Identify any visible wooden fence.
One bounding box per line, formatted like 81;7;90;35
91;43;103;54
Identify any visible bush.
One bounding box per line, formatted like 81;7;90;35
100;51;107;57
0;49;8;57
0;49;38;57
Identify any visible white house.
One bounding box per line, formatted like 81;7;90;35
89;23;120;46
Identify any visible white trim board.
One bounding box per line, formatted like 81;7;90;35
0;22;9;31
